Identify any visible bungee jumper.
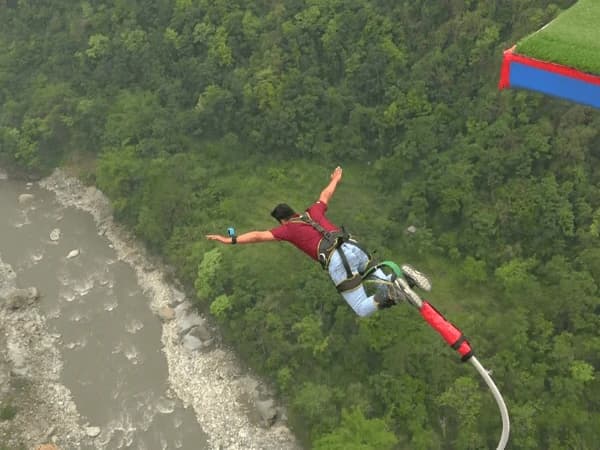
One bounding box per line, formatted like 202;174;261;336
206;166;510;449
206;166;432;317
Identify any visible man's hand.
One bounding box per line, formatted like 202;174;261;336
206;234;230;244
331;166;343;183
319;166;343;204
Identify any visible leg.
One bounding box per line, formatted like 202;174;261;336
366;268;397;309
328;244;379;317
339;284;378;317
366;266;424;308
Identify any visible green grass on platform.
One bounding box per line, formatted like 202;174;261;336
516;0;600;76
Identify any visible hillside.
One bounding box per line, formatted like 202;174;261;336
2;1;599;449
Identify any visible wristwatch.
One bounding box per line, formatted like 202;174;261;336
227;227;237;244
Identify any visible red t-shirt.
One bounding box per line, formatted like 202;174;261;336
270;201;339;261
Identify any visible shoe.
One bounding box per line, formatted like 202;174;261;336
401;264;431;292
374;285;398;309
393;278;423;309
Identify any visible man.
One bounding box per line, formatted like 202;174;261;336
206;166;431;317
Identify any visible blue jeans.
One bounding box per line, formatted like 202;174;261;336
327;242;390;317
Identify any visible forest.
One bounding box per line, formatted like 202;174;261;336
1;0;599;448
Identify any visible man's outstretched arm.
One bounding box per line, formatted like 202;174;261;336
318;166;343;205
206;230;276;245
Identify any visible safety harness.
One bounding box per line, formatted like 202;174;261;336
289;212;378;292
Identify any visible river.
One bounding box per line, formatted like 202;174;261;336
0;168;299;450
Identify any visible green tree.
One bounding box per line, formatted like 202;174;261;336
437;377;485;450
292;382;338;435
313;408;398;450
4;1;600;448
195;248;224;301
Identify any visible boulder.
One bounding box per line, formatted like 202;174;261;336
187;321;212;341
157;306;175;322
173;302;190;318
7;341;27;376
168;288;186;307
66;249;80;259
0;261;17;294
156;396;176;414
4;287;40;310
182;334;203;352
255;398;278;427
176;312;204;336
186;327;215;351
18;193;35;204
85;426;101;438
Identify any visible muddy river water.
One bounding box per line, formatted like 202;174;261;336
0;169;299;450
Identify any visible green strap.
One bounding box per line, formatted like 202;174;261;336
336;260;403;293
362;260;403;280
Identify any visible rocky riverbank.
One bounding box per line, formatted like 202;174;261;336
0;257;85;449
38;169;300;450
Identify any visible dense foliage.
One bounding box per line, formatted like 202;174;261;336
2;1;599;449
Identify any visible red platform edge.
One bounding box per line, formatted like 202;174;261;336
499;46;600;90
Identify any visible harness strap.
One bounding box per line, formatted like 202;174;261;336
339;245;354;278
336;274;363;292
290;212;381;293
335;256;380;292
289;212;350;269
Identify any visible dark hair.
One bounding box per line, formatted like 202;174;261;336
271;203;296;222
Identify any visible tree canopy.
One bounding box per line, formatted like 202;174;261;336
2;1;599;449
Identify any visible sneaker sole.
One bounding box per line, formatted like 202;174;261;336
394;278;423;309
401;264;432;292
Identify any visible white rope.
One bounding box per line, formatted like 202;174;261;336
469;356;510;450
402;274;510;448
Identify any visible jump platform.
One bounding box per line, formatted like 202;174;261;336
499;0;600;109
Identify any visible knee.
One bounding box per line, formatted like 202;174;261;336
354;304;377;318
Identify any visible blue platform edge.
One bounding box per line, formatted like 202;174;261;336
510;61;600;109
